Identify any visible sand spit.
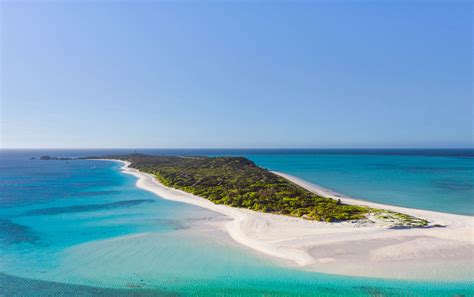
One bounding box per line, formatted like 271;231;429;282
104;160;474;281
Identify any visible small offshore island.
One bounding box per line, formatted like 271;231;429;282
77;154;473;280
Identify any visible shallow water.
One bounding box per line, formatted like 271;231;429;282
0;150;473;296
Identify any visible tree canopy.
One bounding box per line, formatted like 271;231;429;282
90;154;367;222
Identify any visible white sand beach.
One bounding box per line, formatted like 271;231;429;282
111;160;474;281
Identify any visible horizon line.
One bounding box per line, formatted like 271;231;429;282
1;147;473;150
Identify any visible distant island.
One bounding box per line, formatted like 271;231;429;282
85;154;429;228
39;155;75;161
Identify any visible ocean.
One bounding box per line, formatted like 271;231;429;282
0;149;472;296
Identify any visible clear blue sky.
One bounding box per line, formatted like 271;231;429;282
1;1;472;149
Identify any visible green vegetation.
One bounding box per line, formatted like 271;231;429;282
373;210;430;228
85;154;430;227
92;154;366;222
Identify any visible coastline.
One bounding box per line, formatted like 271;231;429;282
106;159;474;281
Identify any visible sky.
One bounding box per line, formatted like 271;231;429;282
1;0;472;149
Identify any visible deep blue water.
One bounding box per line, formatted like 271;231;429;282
0;149;473;296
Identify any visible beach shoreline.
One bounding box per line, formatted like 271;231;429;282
103;159;474;281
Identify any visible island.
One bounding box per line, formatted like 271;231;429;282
39;155;75;160
79;154;473;280
85;154;429;228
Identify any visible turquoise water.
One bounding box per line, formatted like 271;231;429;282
0;150;473;296
243;153;474;216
